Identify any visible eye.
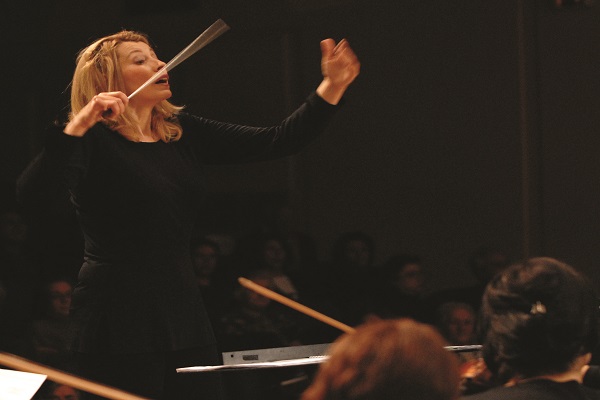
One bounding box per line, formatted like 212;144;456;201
134;58;146;65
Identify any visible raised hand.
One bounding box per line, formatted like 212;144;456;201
64;91;129;137
316;38;360;105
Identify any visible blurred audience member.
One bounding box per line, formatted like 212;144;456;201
192;237;220;289
215;269;301;352
436;301;481;370
437;301;477;346
255;196;319;276
190;236;235;324
35;382;81;400
216;269;308;400
322;231;377;326
428;246;511;315
235;234;301;301
29;278;78;371
330;231;374;274
366;254;430;322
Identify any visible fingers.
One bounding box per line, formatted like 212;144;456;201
322;39;359;70
65;92;128;136
321;38;360;87
92;92;128;120
332;38;348;55
323;39;356;60
320;38;336;59
334;39;359;68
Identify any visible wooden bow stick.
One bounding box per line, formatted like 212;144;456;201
238;277;355;334
0;352;149;400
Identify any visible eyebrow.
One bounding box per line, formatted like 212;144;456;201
126;48;145;57
122;47;158;61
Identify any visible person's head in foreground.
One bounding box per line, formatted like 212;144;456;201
480;256;598;385
301;318;461;400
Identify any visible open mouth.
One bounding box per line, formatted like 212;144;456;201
155;76;169;84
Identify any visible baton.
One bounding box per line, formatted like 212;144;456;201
128;19;230;99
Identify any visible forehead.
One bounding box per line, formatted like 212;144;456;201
450;308;474;318
117;41;154;57
194;244;217;254
49;281;72;292
265;239;283;247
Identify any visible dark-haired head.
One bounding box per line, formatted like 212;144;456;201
480;257;598;383
382;254;425;296
332;231;375;271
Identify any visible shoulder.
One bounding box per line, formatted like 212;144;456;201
177;112;208;129
463;380;600;400
176;112;217;139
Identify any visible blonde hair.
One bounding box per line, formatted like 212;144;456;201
302;319;460;400
69;30;183;142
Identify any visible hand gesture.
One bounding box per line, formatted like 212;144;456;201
64;91;129;137
316;39;360;105
320;38;360;88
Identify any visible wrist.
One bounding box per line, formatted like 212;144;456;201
64;114;95;137
316;78;348;105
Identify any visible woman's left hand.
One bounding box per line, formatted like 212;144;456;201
316;38;360;105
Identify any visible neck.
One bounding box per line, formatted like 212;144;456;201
130;103;158;142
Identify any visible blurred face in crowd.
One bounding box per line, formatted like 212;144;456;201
50;384;79;400
394;263;425;296
472;250;510;283
446;307;476;345
49;281;73;318
192;244;218;279
344;239;370;269
264;239;286;270
0;211;28;245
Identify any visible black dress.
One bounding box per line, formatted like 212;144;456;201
17;92;339;399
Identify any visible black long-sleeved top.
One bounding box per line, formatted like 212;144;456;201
463;379;600;400
17;92;338;354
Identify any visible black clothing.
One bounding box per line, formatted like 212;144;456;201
75;344;223;399
17;92;339;398
585;366;600;389
463;379;600;400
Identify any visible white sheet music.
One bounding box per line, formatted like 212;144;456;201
0;368;46;400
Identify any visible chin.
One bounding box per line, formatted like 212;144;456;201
158;89;172;101
150;93;172;106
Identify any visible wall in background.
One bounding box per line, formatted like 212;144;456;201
3;0;600;290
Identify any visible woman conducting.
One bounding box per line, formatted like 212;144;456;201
17;30;359;399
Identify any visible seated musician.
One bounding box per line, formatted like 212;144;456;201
301;318;461;400
462;257;600;400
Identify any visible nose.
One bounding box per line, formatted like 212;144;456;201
156;59;166;70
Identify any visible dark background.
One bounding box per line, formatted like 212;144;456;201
2;0;600;291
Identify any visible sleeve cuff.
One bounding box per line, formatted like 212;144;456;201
307;91;345;109
44;124;84;160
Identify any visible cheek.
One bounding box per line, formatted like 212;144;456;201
120;68;144;92
122;75;139;94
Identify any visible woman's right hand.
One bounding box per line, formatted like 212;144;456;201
64;91;128;137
